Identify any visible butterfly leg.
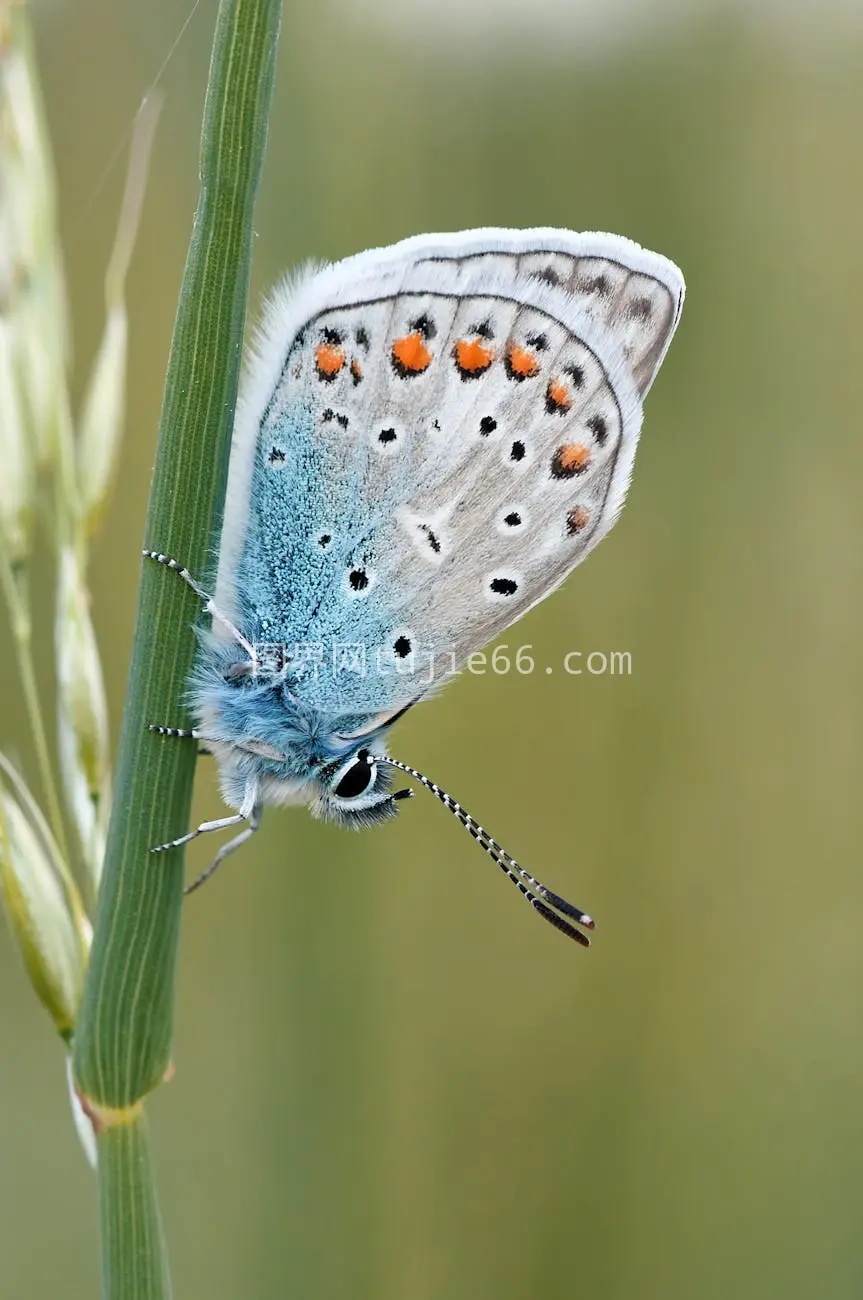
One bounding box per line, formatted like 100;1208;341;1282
148;724;208;741
143;550;258;666
150;771;261;890
150;812;248;855
147;723;217;755
183;805;262;895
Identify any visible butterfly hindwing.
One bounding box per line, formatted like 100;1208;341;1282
318;227;683;398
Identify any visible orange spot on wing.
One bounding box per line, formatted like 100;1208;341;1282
567;506;590;534
506;343;541;379
392;332;433;375
453;337;494;375
315;342;346;377
551;444;591;478
350;358;363;383
546;378;572;412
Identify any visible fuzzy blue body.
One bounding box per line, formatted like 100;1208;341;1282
189;627;399;827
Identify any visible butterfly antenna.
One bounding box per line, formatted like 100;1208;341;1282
373;756;595;948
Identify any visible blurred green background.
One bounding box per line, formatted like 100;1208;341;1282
3;0;863;1295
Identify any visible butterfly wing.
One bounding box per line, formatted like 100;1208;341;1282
333;227;683;399
216;230;684;718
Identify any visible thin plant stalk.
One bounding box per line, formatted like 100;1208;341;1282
71;2;283;1296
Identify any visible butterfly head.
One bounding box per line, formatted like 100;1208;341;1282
312;746;413;829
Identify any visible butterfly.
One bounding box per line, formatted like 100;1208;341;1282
147;228;684;946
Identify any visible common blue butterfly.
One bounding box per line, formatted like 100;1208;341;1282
147;228;684;945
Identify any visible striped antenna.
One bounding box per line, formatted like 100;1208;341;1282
371;753;595;948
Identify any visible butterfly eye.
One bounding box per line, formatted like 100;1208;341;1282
333;750;376;799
